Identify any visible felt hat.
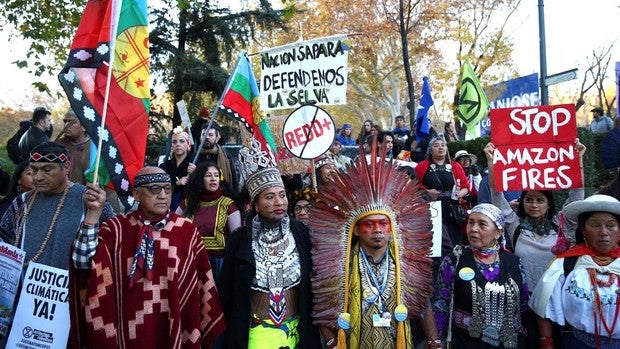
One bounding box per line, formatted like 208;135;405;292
563;194;620;222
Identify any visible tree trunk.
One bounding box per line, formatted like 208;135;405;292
399;0;415;132
172;8;188;127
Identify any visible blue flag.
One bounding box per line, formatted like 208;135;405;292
416;76;434;142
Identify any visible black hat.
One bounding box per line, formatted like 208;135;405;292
591;107;604;113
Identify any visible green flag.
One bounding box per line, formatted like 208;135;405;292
457;60;489;139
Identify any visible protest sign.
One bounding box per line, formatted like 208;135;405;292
490;104;582;191
260;35;350;110
6;262;69;349
282;105;335;159
429;201;442;258
0;242;25;336
269;113;312;174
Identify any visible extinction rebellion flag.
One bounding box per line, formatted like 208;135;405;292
59;0;150;210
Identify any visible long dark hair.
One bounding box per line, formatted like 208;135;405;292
184;162;233;216
516;190;556;220
0;161;31;205
574;211;620;245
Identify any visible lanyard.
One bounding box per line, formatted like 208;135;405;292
361;247;389;308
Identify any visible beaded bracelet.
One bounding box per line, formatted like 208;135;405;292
539;336;553;347
426;339;442;349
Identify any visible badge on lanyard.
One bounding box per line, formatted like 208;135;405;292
372;312;392;327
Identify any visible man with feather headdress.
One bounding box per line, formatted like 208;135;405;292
309;137;440;349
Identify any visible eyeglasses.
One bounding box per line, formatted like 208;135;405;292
138;184;173;195
294;204;312;213
523;197;548;205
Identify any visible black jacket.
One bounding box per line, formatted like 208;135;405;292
219;218;320;348
18;126;49;162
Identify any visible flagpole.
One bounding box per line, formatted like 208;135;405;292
92;0;122;185
192;51;245;164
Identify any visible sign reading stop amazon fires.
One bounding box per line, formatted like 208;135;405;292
490;104;583;192
282;105;335;159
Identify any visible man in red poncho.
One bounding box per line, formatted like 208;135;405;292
69;166;225;348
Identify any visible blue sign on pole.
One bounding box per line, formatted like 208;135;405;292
479;73;540;137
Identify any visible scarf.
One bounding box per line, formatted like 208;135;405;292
558;243;620;259
200;145;233;185
128;208;168;287
200;188;223;202
518;216;554;236
471;242;500;260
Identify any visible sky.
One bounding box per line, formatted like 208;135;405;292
0;0;618;111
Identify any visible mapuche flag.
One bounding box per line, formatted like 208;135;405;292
59;0;149;210
219;53;277;159
457;60;489;139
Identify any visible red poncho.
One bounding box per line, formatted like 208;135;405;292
70;211;225;348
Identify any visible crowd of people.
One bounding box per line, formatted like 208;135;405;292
1;107;620;349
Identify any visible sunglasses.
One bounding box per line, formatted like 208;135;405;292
138;184;173;195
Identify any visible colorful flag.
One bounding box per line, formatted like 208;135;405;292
58;0;150;210
457;60;489;139
416;76;434;142
219;53;277;158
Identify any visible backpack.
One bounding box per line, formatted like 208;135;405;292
7;120;32;164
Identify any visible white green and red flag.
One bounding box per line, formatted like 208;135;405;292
59;0;150;210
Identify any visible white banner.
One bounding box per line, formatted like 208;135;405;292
260;34;350;110
430;201;442;258
0;242;26;336
7;262;70;349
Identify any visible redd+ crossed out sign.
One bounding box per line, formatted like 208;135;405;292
282;105;336;159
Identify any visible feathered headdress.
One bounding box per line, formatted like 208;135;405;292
309;138;433;349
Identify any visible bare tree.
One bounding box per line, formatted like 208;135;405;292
575;43;616;115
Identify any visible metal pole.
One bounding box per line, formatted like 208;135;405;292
538;0;549;105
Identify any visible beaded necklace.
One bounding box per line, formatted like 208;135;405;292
14;185;70;264
588;268;620;346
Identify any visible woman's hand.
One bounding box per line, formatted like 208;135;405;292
483;142;495;161
187;162;196;174
427;189;440;201
176;176;189;186
574;138;586;157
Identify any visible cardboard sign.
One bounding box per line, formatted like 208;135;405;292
260;35;350;110
6;262;70;349
490;104;582;191
282;105;336;159
0;243;26;336
429;201;442;258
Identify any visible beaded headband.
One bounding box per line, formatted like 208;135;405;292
469;203;505;229
30;150;69;164
314;155;335;169
134;173;172;187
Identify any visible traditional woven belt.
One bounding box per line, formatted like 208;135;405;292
571;328;620;349
452;308;472;330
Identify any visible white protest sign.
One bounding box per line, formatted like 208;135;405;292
6;262;70;349
176;100;192;131
260;34;350;110
0;242;26;336
430;201;442;258
282;105;336;159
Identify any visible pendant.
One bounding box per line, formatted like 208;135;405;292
268;287;286;327
481;326;500;346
